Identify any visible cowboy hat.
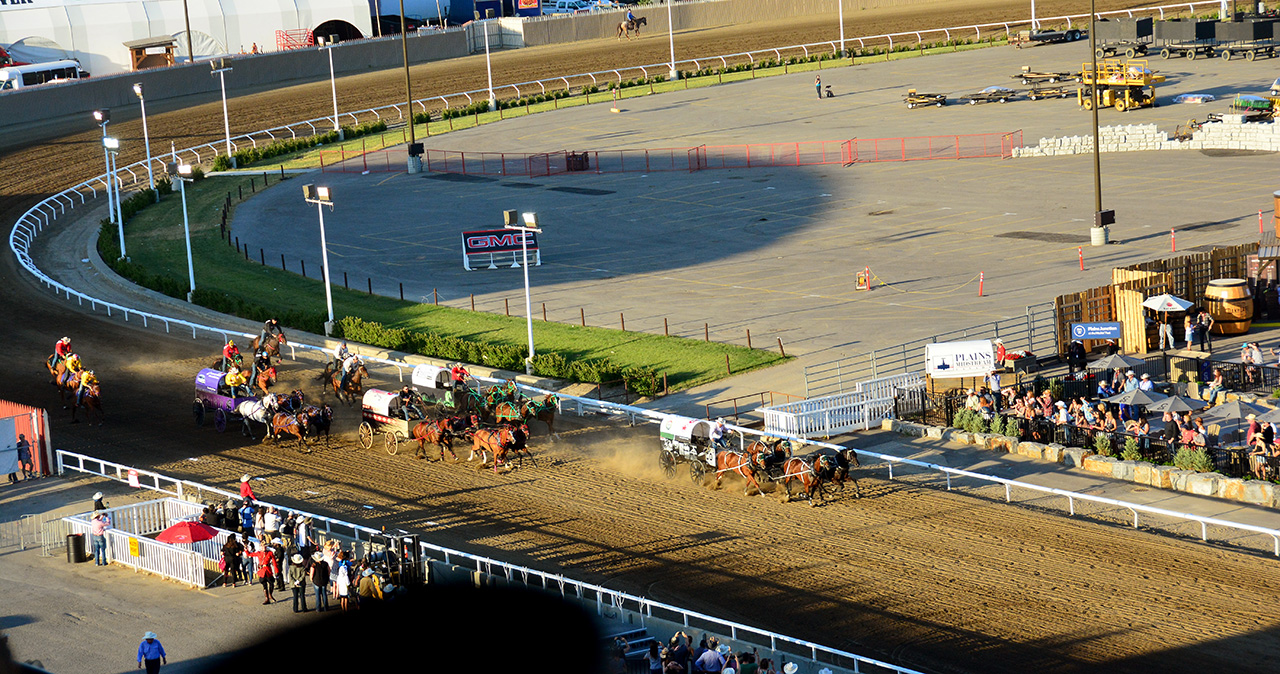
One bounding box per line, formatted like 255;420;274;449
291;554;304;564
717;644;731;655
143;631;157;640
311;551;323;562
240;474;251;482
93;492;103;500
1141;373;1151;379
783;664;799;674
362;568;374;577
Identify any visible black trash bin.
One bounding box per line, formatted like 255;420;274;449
66;532;86;563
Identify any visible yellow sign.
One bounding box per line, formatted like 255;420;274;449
855;270;871;291
128;537;140;557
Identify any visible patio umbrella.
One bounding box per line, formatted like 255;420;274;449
1202;399;1270;421
1257;407;1280;424
1105;388;1168;406
155;520;218;545
1144;395;1208;414
1141;294;1194;313
1087;353;1146;372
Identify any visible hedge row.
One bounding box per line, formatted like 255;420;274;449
338;316;662;396
211;120;388;171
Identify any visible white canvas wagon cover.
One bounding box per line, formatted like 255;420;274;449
659;416;712;441
411;364;451;390
361;389;399;415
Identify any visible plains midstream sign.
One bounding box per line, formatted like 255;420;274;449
924;340;996;379
1070;322;1124;340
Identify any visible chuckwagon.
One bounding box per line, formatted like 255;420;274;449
658;415;716;482
192;368;258;432
411;364;457;407
359;388;427;454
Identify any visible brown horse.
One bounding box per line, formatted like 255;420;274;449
490;400;524;426
302;404;333;445
616;15;646;40
46;355;66;385
828;448;863;499
327;363;368;406
254;366;277;397
469;424;531;472
251;333;287;364
412;418;458;462
270;411;310;452
779;454;837;506
712;450;764;495
71;383;104;426
520;394;560;440
484;380;520;408
746;438;792;482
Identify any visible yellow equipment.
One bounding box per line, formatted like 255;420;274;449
1077;59;1165;112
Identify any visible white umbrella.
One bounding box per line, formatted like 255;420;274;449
1141;294;1194;312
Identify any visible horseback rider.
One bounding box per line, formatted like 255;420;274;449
222;340;241;369
626;7;635;25
52;336;73;369
77;370;99;406
259;318;286;356
60;353;83;387
333;341;351;370
339;354;363;392
253;349;271;378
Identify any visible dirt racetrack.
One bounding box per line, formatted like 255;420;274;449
6;2;1280;673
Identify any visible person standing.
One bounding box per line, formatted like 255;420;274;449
309;551;331;612
270;538;287;594
93;492;108;511
1197;309;1214;352
814;75;822;100
238;474;256;502
90;513;110;566
289;553;309;613
238;501;255;537
1158;312;1175;350
1066;339;1087;375
136;631;166;674
221;533;244;588
252;542;279;605
15;434;32;481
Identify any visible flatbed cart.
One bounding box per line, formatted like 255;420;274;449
1027;85;1073;100
1011;28;1084;48
904;89;946;108
1078;59;1165;112
958;86;1018;104
1012;67;1078;85
1096;41;1149;59
1158;42;1216;60
1217;42;1277;61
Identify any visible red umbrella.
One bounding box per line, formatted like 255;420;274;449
155;520;219;544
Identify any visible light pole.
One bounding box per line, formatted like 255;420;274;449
93;109;114;226
103;135;126;259
484;18;496;111
304;184;337;336
667;0;677;81
133;83;156;200
1087;0;1111;245
505;209;542;375
167;162;197;302
400;0;421;173
322;43;341;134
211;59;234;166
837;0;845;54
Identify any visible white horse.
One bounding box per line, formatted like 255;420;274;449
235;398;272;439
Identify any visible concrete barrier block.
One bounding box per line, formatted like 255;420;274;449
1016;441;1044;460
1042;443;1064;463
1243;480;1275;506
1186;472;1220;497
1112;460;1139;482
1218;477;1246;501
1082;455;1117;476
1062;447;1092;468
952;432;975;445
924;425;944;439
982;433;1009;451
1132;461;1152;485
1149;465;1176;489
881;418;898;432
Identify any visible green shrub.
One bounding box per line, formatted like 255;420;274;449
1173;447;1214;473
953;408;972;429
1093;434;1113;457
1002;416;1021;438
1119;439;1143;462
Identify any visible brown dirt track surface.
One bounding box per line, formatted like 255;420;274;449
5;3;1280;673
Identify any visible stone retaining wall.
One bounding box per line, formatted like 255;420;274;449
883;417;1280;509
1012;116;1280;158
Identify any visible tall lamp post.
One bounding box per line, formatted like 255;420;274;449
304;184;337;336
132;83;156;200
484;17;496;111
1087;0;1112;245
210;59;234;166
400;0;421;173
103;135;126;259
666;0;677;81
837;0;845;54
322;43;341;135
92;109;115;226
505;209;543;375
167;162;197;302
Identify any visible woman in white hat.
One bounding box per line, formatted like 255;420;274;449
288;553;309;613
92;491;108;511
309;550;331;612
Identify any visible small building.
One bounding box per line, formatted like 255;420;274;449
123;36;176;71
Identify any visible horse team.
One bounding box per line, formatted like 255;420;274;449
404;383;558;473
715;439;862;507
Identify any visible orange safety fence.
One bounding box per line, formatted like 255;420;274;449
0;400;51;478
319;131;1022;175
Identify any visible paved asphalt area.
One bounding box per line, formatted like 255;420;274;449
232;39;1279;404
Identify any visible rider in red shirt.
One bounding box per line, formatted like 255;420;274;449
53;337;73;367
223;340;241;369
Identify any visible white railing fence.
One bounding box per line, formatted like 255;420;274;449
62;515;206;588
763;373;923;438
54;450;922;674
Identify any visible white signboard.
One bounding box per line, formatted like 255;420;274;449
924;340;996;379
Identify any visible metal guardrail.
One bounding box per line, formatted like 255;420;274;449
54;450;924;674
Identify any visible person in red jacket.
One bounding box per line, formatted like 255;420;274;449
239;474;256;501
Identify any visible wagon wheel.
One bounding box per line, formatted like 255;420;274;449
690;459;708;483
358;422;373;450
193;401;205;427
1095;47;1106;59
1115;99;1128;112
1187;49;1197;61
659;451;676;479
1246;50;1256;62
1161;48;1173;59
385;431;400;455
935;100;943;107
213;408;228;433
1124;47;1137;59
1220;49;1232;61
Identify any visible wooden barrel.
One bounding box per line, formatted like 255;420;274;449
1203;278;1253;335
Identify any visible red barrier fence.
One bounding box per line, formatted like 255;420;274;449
320;131;1021;175
0;400;51;478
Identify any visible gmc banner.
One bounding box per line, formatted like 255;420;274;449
462;228;541;271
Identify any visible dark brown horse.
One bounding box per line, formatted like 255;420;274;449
270;411;310;452
302;404;333;445
746;438;792;481
469;424;531;472
828;448;863;499
779;454;837;506
326;363;368;406
712;450;764;495
72;383;104;426
520;393;560;440
412;418;458;462
55;369;81;406
616;15;646;39
254;365;277;397
251;333;287;364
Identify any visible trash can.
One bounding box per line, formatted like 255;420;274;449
566;152;590;172
66;533;86;563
